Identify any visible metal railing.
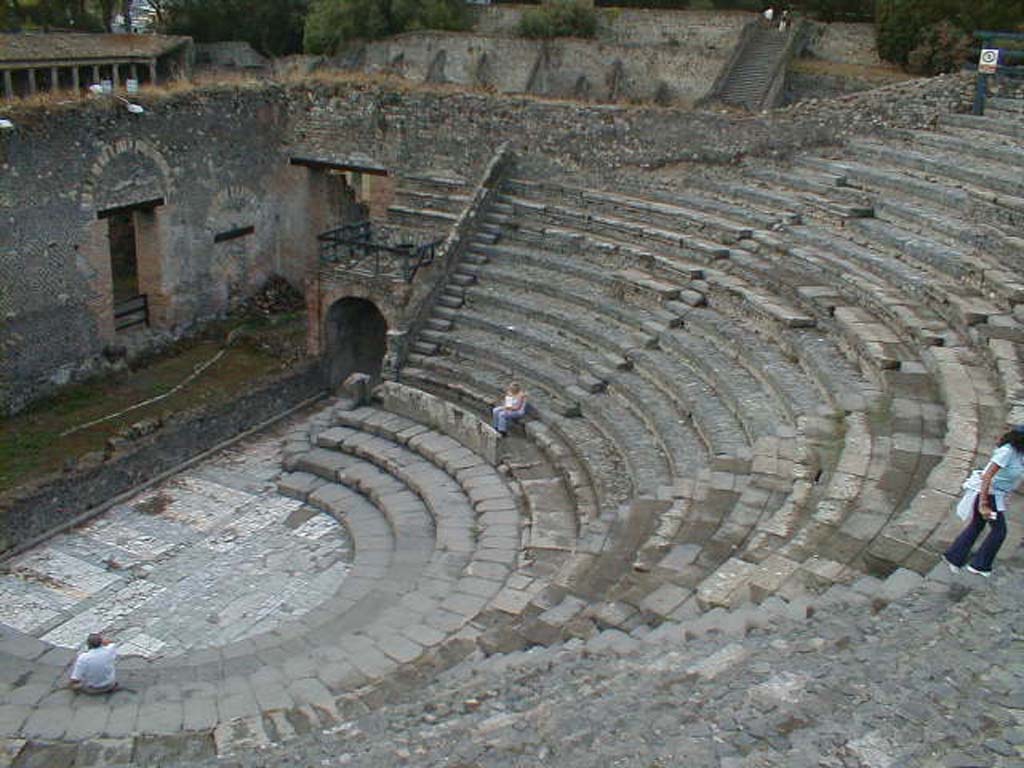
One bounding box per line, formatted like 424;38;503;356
317;220;441;283
972;31;1024;116
114;294;149;331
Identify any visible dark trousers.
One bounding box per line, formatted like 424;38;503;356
944;494;1007;573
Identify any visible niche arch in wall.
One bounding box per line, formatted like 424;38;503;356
80;137;174;211
323;297;388;388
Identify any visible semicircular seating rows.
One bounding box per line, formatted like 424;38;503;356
2;103;1022;765
403;105;1023;625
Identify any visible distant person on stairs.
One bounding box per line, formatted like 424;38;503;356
944;426;1024;577
493;382;527;436
762;6;774;25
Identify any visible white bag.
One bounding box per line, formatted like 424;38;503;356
956;469;984;521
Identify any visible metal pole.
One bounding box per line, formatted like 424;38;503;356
973;72;987;115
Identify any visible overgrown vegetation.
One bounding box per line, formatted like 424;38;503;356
875;0;1024;73
304;0;470;55
0;312;306;494
160;0;309;56
3;0;112;31
519;0;598;39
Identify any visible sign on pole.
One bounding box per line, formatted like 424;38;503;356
979;49;999;74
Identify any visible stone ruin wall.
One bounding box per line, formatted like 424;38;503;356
362;31;742;106
0;89;318;414
360;11;751;107
0;74;974;415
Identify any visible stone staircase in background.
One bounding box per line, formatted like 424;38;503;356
713;24;792;111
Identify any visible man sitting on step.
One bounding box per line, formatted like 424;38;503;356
69;633;119;694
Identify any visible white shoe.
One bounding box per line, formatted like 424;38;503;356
966;565;991;578
942;556;962;574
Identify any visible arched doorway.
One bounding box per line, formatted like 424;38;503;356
323;298;388;388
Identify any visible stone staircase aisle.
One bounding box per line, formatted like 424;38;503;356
715;24;791;110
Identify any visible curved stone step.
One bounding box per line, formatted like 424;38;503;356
463;281;759;453
404;353;634;517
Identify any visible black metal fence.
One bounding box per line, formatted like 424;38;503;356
318;221;442;283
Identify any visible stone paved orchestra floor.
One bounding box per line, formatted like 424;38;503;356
0;418;353;660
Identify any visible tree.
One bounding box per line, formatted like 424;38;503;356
10;0;105;30
518;0;598;38
876;0;1024;66
304;0;469;55
159;0;309;56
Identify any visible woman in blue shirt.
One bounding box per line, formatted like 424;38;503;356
944;427;1024;577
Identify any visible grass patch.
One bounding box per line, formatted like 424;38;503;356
0;316;306;495
789;58;913;85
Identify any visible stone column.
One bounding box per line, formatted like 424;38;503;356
149;59;157;84
72;66;80;93
50;67;59;93
80;219;117;343
2;70;12;100
27;68;36;95
92;65;100;84
112;63;120;89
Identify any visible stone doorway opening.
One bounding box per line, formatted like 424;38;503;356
324;298;388;388
107;211;139;305
98;197;163;332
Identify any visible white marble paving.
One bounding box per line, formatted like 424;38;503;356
0;414;354;659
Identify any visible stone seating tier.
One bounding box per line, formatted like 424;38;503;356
461;267;771;448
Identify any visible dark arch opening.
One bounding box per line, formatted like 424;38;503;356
323;297;388;388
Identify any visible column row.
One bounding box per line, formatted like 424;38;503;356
1;59;158;100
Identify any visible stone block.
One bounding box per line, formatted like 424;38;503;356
641;584;693;617
338;372;372;405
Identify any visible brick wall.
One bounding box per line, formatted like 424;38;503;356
0;90;305;413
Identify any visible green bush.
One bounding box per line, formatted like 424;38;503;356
800;0;874;23
160;0;309;56
906;19;972;74
305;0;469;54
518;0;598;39
876;0;1024;66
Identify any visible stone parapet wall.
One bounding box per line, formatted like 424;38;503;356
374;380;499;464
0;363;323;556
293;74;973;179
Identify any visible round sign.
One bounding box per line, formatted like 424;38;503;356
979;48;999;74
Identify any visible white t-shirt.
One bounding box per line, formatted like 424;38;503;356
71;644;118;689
504;394;523;410
987;444;1024;511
